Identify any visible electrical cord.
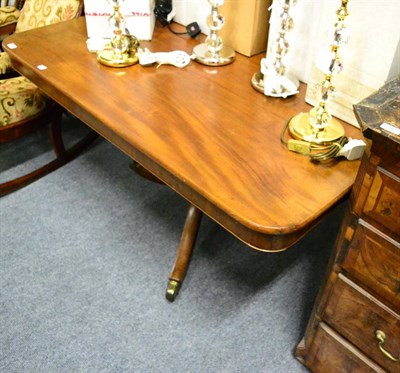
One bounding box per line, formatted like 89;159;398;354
167;23;189;35
308;137;348;161
154;0;201;38
281;118;365;161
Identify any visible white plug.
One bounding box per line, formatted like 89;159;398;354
137;48;191;68
137;48;157;66
167;9;176;23
336;139;366;160
155;51;191;68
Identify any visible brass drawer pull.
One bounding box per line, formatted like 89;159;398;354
375;330;400;363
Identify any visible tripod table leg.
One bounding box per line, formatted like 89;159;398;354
166;204;203;301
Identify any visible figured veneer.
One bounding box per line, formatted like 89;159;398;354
297;80;400;372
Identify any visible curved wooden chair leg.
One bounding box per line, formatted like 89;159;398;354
48;109;99;164
166;204;203;302
0;109;98;197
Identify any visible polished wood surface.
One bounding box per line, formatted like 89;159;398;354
3;17;363;251
296;89;400;372
303;322;385;373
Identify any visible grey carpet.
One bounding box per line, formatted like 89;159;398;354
0;116;345;372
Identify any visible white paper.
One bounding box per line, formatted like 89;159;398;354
83;0;156;40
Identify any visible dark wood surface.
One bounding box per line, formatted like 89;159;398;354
3;17;363;251
353;77;400;145
296;88;400;371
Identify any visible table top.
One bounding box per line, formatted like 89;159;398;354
4;17;363;252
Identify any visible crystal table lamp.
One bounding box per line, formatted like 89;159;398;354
288;0;351;144
193;0;235;66
252;0;299;98
97;0;139;67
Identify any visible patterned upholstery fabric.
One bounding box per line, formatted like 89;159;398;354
0;6;20;27
16;0;80;32
0;49;12;74
0;76;51;127
0;0;80;127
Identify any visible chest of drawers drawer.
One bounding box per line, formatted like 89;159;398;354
323;274;400;372
307;322;385;373
359;166;400;241
296;78;400;373
342;219;400;309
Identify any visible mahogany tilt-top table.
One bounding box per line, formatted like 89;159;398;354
4;17;363;300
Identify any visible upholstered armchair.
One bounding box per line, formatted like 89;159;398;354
0;1;23;51
0;0;97;196
0;1;21;26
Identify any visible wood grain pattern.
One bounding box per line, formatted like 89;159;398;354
3;17;363;251
306;322;385;373
342;220;400;309
323;274;400;372
297;81;400;371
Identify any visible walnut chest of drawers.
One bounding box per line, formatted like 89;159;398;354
296;78;400;372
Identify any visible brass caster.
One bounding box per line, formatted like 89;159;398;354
166;280;181;302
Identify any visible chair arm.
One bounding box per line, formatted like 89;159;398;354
0;21;16;37
0;51;12;74
0;6;19;35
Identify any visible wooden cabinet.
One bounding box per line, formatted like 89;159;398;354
296;79;400;372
